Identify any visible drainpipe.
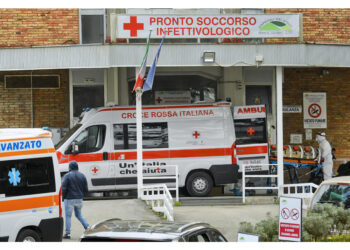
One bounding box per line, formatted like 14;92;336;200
276;66;284;196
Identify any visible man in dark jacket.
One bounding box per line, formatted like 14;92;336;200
62;161;89;239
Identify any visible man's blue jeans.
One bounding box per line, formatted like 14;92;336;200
64;199;89;234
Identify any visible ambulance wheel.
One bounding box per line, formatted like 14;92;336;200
16;229;41;242
186;171;213;197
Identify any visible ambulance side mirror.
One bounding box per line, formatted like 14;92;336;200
71;141;79;155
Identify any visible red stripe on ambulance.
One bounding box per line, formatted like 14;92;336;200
236;145;268;155
57;148;232;164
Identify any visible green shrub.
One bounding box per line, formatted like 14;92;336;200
239;213;279;242
238;203;350;242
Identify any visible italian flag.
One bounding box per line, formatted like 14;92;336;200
132;31;151;93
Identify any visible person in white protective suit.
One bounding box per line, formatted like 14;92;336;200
316;132;333;181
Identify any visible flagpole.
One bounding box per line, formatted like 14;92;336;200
136;86;143;199
135;30;151;199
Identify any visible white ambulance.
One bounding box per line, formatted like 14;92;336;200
0;129;63;242
56;102;268;197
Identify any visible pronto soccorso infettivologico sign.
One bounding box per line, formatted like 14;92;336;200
117;14;301;38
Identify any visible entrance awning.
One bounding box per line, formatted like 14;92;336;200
1;43;350;71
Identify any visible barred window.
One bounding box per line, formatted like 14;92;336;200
113;122;168;150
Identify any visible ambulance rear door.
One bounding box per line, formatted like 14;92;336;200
233;105;269;173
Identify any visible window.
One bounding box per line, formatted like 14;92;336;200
312;184;350;209
73;86;105;117
210;230;227;242
113;123;168;150
0;157;56;197
5;75;60;89
128;75;217;105
188;232;210;242
234;118;267;145
69;125;106;154
56;124;82;150
80;9;105;44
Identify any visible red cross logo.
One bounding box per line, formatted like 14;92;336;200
123;16;144;37
156;97;163;103
92;167;99;174
193;131;200;139
246;127;255;136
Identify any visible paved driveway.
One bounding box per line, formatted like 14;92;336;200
63;198;278;242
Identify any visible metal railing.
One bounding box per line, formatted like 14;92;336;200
141;184;174;221
281;183;319;199
242;163;321;207
281;183;319;209
242;163;278;204
142;165;179;202
140;165;179;221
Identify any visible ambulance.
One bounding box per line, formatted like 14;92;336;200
0;129;63;242
56;102;268;197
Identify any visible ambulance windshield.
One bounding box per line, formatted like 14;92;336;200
234;118;267;145
55;124;82;149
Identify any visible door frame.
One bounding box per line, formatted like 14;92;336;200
69;69;107;128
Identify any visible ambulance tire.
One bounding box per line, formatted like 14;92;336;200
16;229;41;242
186;171;213;197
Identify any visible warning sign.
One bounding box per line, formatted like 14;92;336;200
303;92;327;129
308;103;321;118
278;196;302;242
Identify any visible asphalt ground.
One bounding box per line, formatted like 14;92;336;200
62;198;279;242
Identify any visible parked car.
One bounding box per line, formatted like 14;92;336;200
80;219;227;242
310;176;350;209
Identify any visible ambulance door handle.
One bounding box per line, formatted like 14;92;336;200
103;152;109;161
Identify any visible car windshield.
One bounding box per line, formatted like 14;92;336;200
55;124;82;149
312;184;350;209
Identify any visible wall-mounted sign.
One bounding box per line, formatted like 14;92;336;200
303;92;327;129
305;129;312;140
283;105;302;113
279;196;302;242
290;134;302;144
117;14;301;38
154;91;191;104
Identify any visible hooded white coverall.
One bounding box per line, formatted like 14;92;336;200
316;134;333;181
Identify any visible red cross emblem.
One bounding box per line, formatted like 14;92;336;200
246;127;255;136
193;131;200;139
92;167;99;174
156;97;163;103
123;16;144;37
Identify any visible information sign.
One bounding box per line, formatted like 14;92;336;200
278;196;302;242
237;232;260;242
303;92;327;128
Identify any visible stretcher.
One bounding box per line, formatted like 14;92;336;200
269;157;323;184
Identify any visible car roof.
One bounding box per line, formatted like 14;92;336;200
82;219;214;241
320;176;350;185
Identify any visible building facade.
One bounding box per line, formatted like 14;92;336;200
1;8;350;174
